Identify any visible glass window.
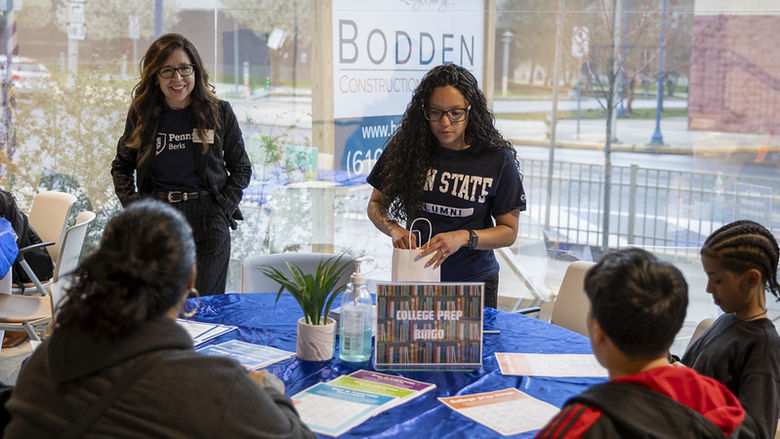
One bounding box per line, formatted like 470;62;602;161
6;0;778;337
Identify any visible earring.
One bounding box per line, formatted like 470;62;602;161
181;288;200;318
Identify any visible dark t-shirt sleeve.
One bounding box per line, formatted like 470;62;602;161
366;148;387;191
491;149;526;216
681;315;780;439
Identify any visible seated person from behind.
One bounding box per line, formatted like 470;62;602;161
3;199;314;438
536;248;748;438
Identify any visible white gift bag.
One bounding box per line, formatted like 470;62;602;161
391;218;441;282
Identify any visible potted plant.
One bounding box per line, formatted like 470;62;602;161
261;254;351;361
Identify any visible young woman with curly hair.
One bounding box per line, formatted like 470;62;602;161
366;64;526;308
111;33;251;295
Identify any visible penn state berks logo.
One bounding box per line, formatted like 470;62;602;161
155;133;166;155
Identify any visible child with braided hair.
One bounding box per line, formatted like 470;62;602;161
682;220;780;438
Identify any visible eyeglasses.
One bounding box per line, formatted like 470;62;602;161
158;64;195;79
423;106;471;122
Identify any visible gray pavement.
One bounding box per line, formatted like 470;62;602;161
218;84;777;157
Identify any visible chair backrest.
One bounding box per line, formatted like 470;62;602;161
550;261;596;336
53;211;95;282
242;253;354;293
27;191;77;261
685;317;715;352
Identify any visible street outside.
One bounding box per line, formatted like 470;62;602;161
221;84;780;343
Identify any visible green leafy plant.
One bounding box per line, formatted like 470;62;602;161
261;254;351;325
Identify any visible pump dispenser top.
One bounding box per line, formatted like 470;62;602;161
350;257;367;287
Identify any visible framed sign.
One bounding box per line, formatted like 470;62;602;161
374;282;483;371
331;0;487;177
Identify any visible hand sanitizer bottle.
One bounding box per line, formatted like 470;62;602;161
339;257;373;362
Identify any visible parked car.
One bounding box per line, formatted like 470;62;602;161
0;56;53;90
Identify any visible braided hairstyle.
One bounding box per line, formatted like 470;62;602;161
56;199;196;340
701;220;780;301
376;64;518;221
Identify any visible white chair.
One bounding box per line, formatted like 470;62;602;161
242;253;353;293
0;292;52;342
27;191;77;261
549;261;596;336
685;317;715;352
14;211;95;296
0;212;94;341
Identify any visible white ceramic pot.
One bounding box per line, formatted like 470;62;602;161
296;317;336;361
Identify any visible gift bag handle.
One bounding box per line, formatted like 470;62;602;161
408;217;433;248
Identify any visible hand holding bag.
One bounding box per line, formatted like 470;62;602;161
391;218;441;282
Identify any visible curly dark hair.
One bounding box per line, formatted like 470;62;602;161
125;33;221;150
376;64;518;221
56;199;196;340
701;219;780;301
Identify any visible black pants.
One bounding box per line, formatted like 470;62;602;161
166;195;230;295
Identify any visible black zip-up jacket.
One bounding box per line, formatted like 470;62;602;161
111;100;252;229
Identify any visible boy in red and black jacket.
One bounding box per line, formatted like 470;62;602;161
536;248;752;439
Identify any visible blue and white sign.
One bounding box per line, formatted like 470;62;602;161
332;0;485;177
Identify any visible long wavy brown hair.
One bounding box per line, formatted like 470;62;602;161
125;33;220;149
376;64;519;221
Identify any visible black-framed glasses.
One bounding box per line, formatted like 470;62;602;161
423;106;471;122
158;64;195;79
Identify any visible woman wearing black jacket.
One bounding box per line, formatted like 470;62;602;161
111;33;251;295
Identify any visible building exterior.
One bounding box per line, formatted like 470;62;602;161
688;0;780;134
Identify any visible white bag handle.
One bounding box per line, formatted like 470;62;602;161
408;217;433;248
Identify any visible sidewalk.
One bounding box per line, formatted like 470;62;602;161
496;117;777;157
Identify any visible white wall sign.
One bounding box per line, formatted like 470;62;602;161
68;3;85;25
332;0;485;119
67;23;85;40
267;28;287;50
572;26;589;59
332;0;486;175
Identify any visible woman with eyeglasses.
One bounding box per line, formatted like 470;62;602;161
366;64;526;308
111;33;251;295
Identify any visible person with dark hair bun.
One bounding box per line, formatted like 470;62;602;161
537;248;749;438
111;33;251;295
366;64;526;308
3;200;314;438
682;220;780;439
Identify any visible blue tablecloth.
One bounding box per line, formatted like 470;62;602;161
193;293;606;438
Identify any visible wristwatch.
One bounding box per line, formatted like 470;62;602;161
467;230;478;249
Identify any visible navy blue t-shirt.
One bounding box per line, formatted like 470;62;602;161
368;144;526;281
151;106;203;191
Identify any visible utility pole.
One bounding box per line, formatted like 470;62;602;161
66;0;85;87
544;0;563;231
501;31;512;97
154;0;163;39
602;0;623;251
1;0;15;174
650;0;667;145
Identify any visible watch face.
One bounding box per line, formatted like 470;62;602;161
469;230;478;248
